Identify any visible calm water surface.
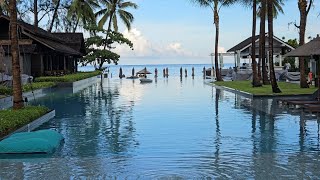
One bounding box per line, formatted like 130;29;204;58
1;70;320;179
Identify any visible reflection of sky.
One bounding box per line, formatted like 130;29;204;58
1;71;320;179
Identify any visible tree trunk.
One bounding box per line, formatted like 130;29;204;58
251;0;261;87
104;7;116;50
267;0;281;93
48;0;61;32
214;0;222;81
34;0;38;28
9;0;24;109
298;0;309;88
73;18;79;33
260;0;269;85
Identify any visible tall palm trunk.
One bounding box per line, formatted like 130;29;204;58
48;0;61;32
214;0;222;81
298;0;312;88
259;0;269;85
103;6;116;50
267;0;281;93
251;0;261;87
9;0;24;109
34;0;38;28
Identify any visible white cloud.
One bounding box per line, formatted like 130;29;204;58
114;28;200;58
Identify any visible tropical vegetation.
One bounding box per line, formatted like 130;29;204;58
0;106;50;138
3;0;318;96
35;71;101;82
0;82;56;96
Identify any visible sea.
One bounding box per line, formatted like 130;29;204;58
78;63;236;77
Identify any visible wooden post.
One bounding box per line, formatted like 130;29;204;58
203;66;206;79
185;68;187;77
192;67;195;78
63;56;66;71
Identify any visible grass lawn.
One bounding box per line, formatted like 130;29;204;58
214;81;317;96
0;82;56;96
0;106;50;138
35;71;101;83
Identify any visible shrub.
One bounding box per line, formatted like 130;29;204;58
22;82;56;92
0;86;12;96
0;106;50;138
35;71;101;83
0;82;56;96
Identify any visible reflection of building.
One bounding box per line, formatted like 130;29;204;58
0;15;85;77
227;34;295;69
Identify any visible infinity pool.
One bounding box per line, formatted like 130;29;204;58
1;76;320;179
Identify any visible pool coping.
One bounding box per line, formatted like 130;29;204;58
1;109;56;140
0;87;56;110
56;75;101;93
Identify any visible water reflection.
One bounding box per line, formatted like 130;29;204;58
2;77;320;178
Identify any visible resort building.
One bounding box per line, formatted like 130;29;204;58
227;34;296;69
0;15;86;77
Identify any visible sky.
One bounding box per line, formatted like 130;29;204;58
102;0;320;65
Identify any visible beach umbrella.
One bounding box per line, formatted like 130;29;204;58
180;67;183;77
136;67;152;75
119;67;123;79
155;68;158;77
192;67;194;77
132;67;135;76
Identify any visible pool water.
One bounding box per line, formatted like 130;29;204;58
1;75;320;179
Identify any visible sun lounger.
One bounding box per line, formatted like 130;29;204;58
302;104;320;113
277;98;309;105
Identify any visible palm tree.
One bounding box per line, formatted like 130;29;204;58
96;0;137;50
241;0;261;87
267;0;281;93
192;0;236;81
297;0;313;88
9;0;24;109
258;0;285;85
96;0;138;33
67;0;99;32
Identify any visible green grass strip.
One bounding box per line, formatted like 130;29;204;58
214;81;317;96
0;106;50;138
35;71;101;83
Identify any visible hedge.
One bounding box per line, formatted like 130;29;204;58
0;82;56;96
0;106;50;138
35;71;101;83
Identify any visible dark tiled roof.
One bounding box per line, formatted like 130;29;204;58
0;15;84;56
285;36;320;57
53;33;86;54
227;35;260;52
23;31;81;56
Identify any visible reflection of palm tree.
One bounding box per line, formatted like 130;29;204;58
214;89;221;171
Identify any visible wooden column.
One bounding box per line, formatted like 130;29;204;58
63;56;66;71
